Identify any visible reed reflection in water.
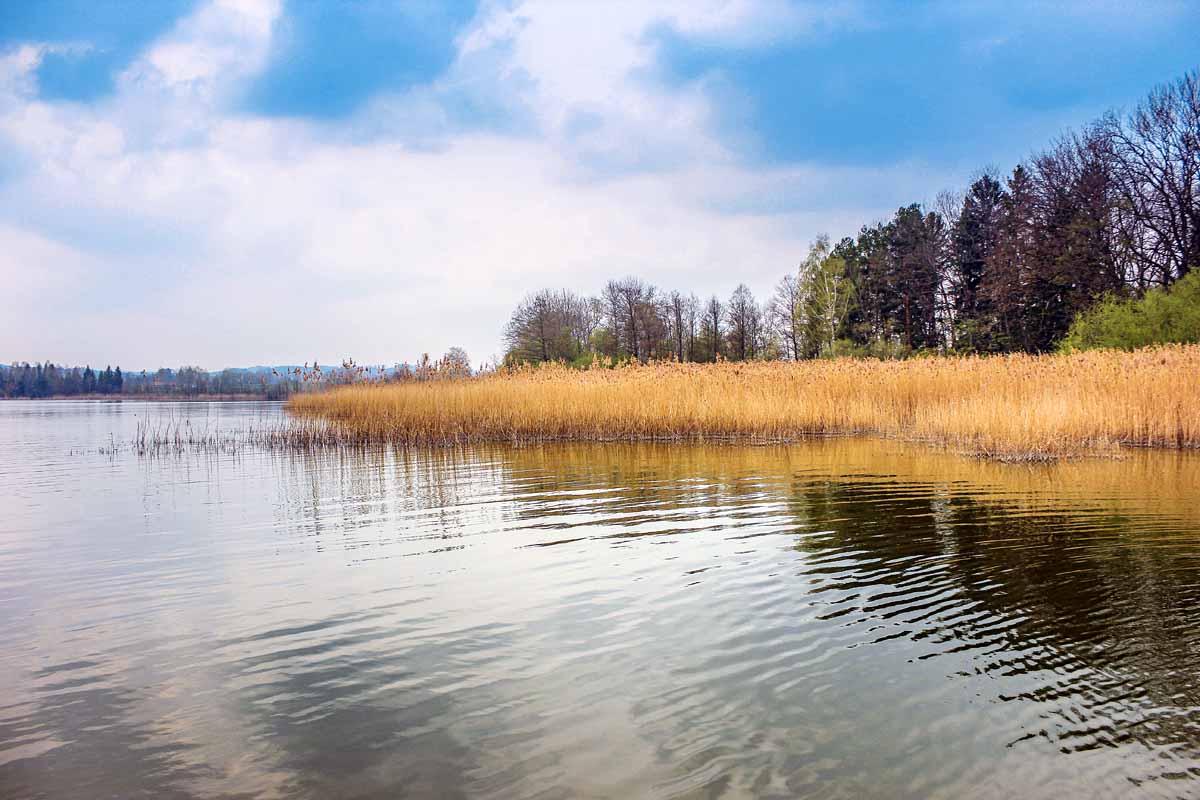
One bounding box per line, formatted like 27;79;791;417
1;400;1198;799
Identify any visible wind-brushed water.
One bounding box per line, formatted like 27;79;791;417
286;345;1199;461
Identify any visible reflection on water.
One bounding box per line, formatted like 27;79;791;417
1;400;1199;799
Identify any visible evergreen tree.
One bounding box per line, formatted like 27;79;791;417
17;363;32;396
951;173;1005;350
63;367;82;395
981;166;1038;351
1023;132;1125;351
836;223;893;347
888;205;945;351
33;363;48;397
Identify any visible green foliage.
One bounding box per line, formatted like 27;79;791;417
588;329;617;358
825;339;866;359
567;352;595;369
1060;272;1200;351
825;337;912;360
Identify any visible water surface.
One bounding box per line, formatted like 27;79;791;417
2;400;1199;799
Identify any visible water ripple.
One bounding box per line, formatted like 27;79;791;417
1;401;1199;798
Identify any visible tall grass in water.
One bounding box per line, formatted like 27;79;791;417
288;345;1200;460
132;416;341;456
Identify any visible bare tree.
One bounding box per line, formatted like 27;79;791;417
746;299;765;359
1104;70;1200;287
571;295;604;351
443;346;471;375
668;291;688;361
685;293;700;361
504;289;589;363
603;277;660;361
935;187;965;347
726;284;758;360
769;272;805;360
700;295;723;361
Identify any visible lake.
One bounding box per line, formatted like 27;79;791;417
1;400;1199;799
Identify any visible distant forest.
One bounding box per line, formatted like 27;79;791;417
0;364;294;399
504;70;1199;364
0;358;463;399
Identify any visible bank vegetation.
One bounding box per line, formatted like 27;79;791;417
288;345;1199;461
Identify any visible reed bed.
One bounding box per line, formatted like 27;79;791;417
284;345;1200;461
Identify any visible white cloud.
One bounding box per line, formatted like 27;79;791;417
125;0;279;92
0;0;943;369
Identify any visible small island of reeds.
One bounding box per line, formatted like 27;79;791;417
286;345;1199;462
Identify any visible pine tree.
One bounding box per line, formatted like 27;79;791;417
982;166;1038;351
1025;132;1124;351
33;363;48;398
888;205;945;351
952;174;1005;350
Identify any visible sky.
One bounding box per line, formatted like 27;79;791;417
2;0;1198;370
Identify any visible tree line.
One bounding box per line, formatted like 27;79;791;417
0;358;474;399
0;363;124;398
0;363;296;399
504;69;1199;364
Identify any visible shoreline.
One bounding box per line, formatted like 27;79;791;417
1;394;286;402
287;346;1200;463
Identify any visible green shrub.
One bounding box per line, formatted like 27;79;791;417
1060;271;1200;351
824;337;911;360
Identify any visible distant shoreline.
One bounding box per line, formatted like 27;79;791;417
1;394;283;402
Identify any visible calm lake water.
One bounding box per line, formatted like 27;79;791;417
2;400;1200;799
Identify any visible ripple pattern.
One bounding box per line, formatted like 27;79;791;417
1;400;1200;799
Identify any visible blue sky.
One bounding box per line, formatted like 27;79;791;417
2;0;1198;367
0;0;197;100
242;1;479;118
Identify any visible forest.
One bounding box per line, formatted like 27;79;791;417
503;71;1199;365
0;364;296;399
0;360;444;399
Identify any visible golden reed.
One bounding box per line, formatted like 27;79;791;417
287;345;1200;461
